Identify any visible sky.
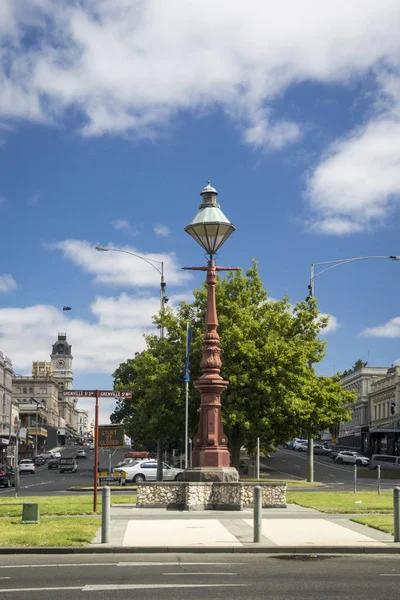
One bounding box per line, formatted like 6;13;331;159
2;1;400;424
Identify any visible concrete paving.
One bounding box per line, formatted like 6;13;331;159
91;503;396;551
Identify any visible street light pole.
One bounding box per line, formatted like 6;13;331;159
183;182;238;481
306;254;400;482
95;245;167;480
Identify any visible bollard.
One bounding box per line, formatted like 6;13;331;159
378;465;381;495
354;464;357;494
253;485;262;543
101;486;111;544
394;487;400;543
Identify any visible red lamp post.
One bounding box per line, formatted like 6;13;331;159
183;182;239;481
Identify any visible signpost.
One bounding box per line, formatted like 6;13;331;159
13;417;20;498
63;389;132;512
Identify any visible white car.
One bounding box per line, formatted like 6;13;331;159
335;451;370;466
43;451;61;459
293;440;308;451
19;459;35;474
116;460;184;483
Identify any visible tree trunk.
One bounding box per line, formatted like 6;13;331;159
229;426;243;470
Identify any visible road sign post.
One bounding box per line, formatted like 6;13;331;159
63;389;132;513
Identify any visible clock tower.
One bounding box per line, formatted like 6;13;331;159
50;333;73;395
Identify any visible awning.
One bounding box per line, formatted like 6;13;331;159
370;429;400;434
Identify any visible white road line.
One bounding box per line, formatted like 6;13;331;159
0;562;243;570
380;574;400;576
0;587;82;593
163;573;236;576
83;584;244;591
0;578;10;580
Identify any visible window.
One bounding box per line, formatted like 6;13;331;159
23;387;27;394
29;387;33;393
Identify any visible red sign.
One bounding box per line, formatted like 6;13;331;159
63;389;132;398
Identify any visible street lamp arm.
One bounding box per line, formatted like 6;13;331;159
309;255;400;298
95;246;163;276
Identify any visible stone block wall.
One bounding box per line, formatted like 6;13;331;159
136;481;286;510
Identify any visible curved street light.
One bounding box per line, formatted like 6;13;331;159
305;253;400;482
95;245;168;480
95;246;167;336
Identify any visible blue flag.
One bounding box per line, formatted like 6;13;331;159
62;306;72;311
184;324;193;382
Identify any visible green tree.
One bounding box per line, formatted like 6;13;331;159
111;261;354;468
341;359;368;377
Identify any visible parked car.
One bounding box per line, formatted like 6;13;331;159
369;454;400;471
313;444;330;455
0;464;15;487
33;455;46;466
115;460;184;483
59;457;78;473
19;459;35;474
43;450;60;460
285;439;307;450
294;440;308;451
48;457;61;469
113;458;140;470
76;449;86;459
335;451;370;466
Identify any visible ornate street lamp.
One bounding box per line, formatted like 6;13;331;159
183;182;239;481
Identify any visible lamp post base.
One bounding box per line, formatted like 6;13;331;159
183;466;239;483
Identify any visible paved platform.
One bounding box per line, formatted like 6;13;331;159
91;504;396;551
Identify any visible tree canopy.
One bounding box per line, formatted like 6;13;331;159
111;260;354;467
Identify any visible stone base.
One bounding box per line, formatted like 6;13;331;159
136;481;287;511
183;467;239;483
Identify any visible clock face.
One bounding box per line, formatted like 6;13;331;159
57;359;65;368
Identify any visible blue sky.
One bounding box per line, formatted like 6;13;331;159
2;1;400;423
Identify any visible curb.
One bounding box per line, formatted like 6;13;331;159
0;545;399;555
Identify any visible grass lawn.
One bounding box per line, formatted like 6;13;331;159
287;491;394;513
0;517;99;547
0;495;137;517
351;516;394;535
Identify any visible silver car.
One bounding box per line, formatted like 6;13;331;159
335;451;370;466
116;460;184;483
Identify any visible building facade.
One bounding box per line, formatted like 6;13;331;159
339;367;388;452
12;373;59;428
50;333;77;434
76;409;89;439
368;366;400;456
0;351;13;460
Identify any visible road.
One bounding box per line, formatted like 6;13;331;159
0;446;128;497
0;554;399;599
263;446;400;491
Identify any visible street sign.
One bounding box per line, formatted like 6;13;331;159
63;390;96;397
63;389;132;398
13;416;20;434
98;425;124;448
99;390;132;398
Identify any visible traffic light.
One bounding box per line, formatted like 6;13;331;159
57;430;61;437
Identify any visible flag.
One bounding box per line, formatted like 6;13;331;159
62;306;72;311
184;323;193;382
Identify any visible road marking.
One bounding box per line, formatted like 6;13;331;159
380;574;400;576
163;573;236;576
83;584;244;591
0;578;10;580
0;562;243;570
0;587;82;593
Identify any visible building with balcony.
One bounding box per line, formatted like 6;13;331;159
368;366;400;456
18;399;48;456
338;366;388;452
76;409;89;439
13;373;59;429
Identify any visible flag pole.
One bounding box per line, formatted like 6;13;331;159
185;322;189;469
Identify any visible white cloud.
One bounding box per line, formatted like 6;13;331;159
48;239;191;288
362;317;400;338
1;0;400;150
0;274;17;293
112;219;138;235
153;224;170;237
306;112;400;234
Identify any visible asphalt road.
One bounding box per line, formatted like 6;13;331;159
0;554;399;599
263;446;400;491
0;446;128;497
